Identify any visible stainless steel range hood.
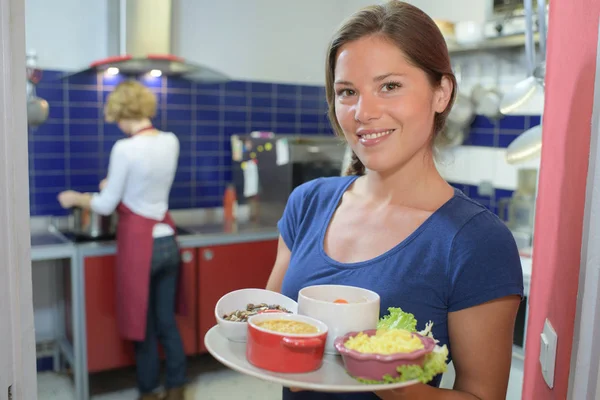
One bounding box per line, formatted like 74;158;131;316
62;0;229;83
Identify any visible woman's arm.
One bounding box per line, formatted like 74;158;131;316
266;236;292;293
376;295;521;400
89;142;129;215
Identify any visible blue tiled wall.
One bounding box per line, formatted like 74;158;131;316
29;70;330;216
446;114;543;217
28;69;539;216
464;114;541;148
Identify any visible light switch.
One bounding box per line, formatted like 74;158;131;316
540;318;558;388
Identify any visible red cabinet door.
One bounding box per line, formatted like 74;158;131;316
197;239;278;353
84;248;198;373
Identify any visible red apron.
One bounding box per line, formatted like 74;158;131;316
115;203;187;341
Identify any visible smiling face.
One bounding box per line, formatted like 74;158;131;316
333;35;452;174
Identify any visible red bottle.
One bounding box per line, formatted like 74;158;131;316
223;184;238;222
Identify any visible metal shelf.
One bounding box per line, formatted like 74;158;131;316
448;32;540;54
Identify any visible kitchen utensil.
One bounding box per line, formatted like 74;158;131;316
436;122;467;149
447;63;475;129
69;207;118;238
448;93;476;127
27;96;49;126
26;51;50;127
500;0;547;115
471;83;503;120
204;325;420;392
500;64;545;115
505;125;542;164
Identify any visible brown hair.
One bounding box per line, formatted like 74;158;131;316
104;80;157;123
325;1;457;176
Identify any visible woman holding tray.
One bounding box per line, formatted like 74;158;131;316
266;1;524;399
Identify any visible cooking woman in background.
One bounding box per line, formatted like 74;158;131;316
58;81;187;400
266;2;523;400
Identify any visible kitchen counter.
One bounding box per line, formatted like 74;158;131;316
30;221;280;260
30;230;75;261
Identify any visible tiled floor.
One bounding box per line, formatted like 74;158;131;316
38;355;282;399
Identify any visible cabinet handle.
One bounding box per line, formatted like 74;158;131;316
203;249;213;261
182;251;193;263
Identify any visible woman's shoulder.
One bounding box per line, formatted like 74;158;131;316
451;193;514;243
445;194;524;311
156;131;179;145
288;175;356;206
436;190;510;240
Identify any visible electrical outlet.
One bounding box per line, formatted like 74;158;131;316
540;318;558;388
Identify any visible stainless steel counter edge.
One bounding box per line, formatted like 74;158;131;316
31;243;76;261
31;229;281;261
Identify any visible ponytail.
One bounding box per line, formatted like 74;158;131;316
345;151;366;176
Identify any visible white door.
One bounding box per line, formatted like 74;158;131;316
0;0;38;398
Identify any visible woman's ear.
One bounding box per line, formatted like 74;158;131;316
434;75;453;113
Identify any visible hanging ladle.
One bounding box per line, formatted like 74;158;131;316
500;0;547;115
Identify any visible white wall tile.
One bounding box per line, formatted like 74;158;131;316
437;146;540;190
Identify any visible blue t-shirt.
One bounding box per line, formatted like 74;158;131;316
278;176;524;400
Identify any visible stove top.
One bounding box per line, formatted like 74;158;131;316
59;226;191;243
59;231;116;243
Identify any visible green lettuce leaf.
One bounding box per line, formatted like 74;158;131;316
353;344;449;385
376;307;418;332
351;308;448;385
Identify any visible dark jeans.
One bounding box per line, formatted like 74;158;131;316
134;235;187;394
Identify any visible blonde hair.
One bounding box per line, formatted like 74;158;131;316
104;80;157;123
325;1;457;176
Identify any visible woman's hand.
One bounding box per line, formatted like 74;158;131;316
57;190;82;209
57;191;92;209
99;178;108;190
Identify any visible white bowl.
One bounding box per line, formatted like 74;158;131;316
215;288;298;342
297;285;380;355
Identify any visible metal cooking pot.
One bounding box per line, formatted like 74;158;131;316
69;207;118;238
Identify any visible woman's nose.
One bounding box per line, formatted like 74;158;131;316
353;94;382;123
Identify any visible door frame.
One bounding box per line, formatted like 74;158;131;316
0;0;38;398
567;17;600;400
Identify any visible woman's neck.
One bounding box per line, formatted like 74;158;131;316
129;119;155;135
359;149;451;210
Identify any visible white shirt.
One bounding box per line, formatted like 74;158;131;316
90;131;179;237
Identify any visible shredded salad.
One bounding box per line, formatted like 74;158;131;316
351;307;449;385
